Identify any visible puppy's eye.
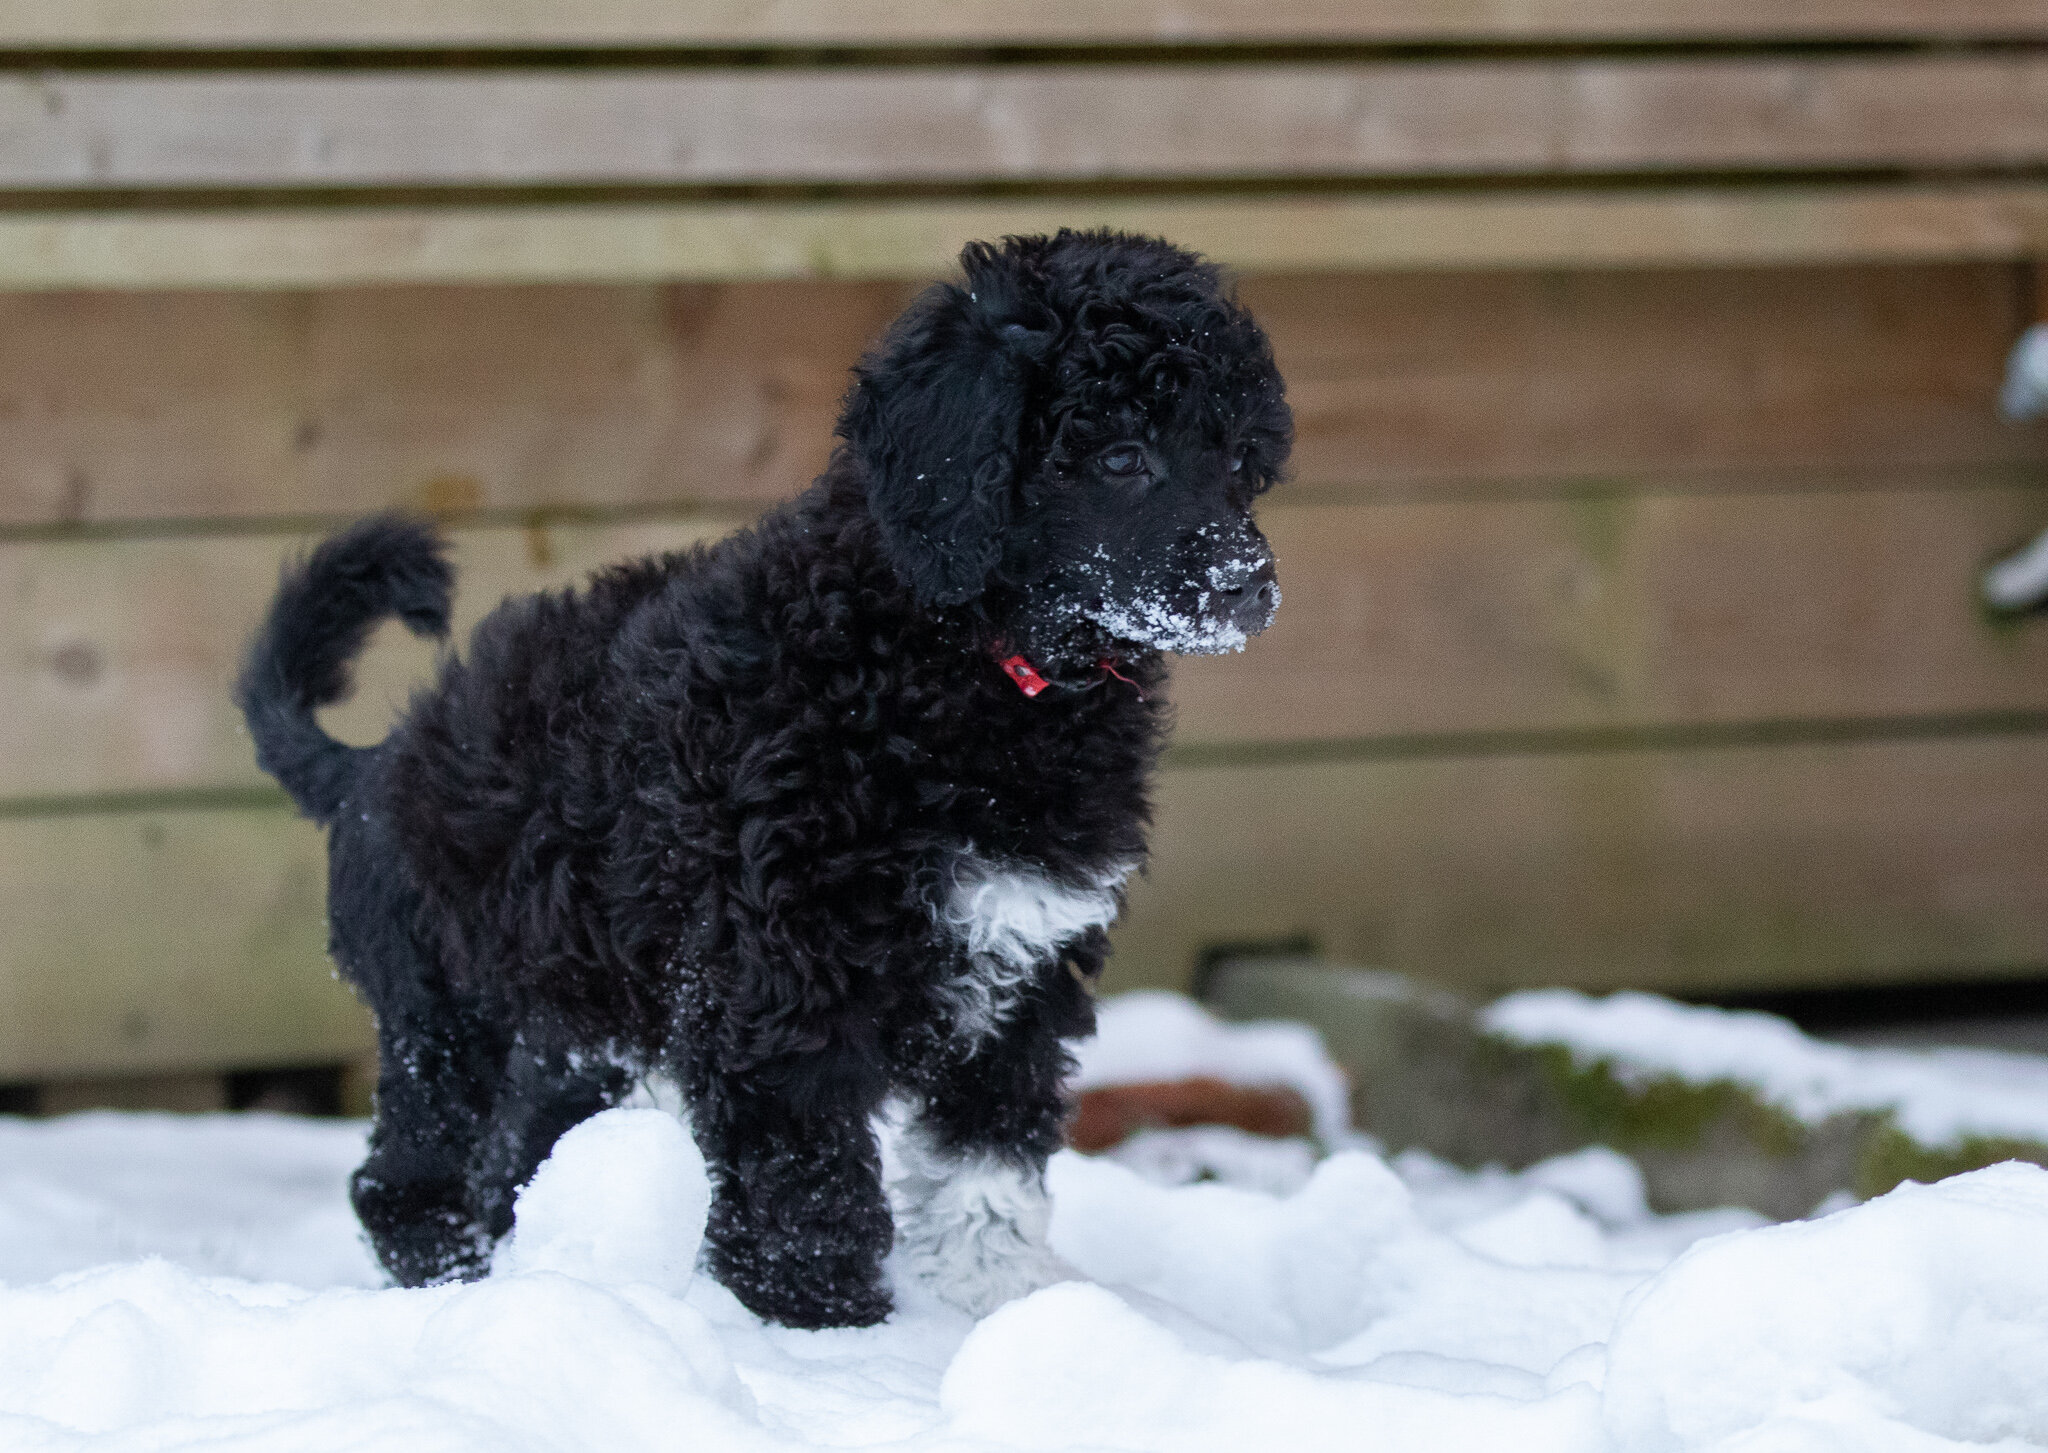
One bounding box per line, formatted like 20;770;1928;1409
1230;451;1246;473
1099;446;1149;478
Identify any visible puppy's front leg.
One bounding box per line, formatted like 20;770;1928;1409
690;1075;895;1329
895;1003;1080;1318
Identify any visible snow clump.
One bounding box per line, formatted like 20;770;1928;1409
496;1106;709;1292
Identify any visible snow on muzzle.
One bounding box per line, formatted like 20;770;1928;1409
1088;547;1280;657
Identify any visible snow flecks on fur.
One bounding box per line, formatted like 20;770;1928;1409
1090;590;1255;656
890;1122;1074;1318
1064;543;1279;659
247;235;1282;1319
934;853;1132;1045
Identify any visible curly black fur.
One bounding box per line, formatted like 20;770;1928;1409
237;230;1291;1328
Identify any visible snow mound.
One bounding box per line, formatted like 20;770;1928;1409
1605;1163;2048;1451
941;1281;1600;1453
0;1110;377;1288
1105;1123;1321;1196
0;1261;760;1451
0;993;2046;1450
498;1107;709;1293
1484;988;2048;1147
1072;990;1353;1144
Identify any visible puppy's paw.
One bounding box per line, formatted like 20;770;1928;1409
920;1241;1081;1319
893;1148;1079;1318
712;1240;895;1330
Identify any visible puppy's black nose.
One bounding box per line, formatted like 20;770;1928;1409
1221;562;1280;633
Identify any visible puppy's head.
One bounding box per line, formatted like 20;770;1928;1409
838;230;1292;663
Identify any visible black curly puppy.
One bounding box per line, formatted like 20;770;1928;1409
237;229;1291;1328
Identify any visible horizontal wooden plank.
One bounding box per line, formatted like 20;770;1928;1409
1;519;739;800
0;809;369;1078
1172;483;2048;745
0;278;916;526
1115;735;2048;994
1261;263;2045;490
10;483;2048;799
0;0;2040;47
1;185;2046;292
4;58;2046;189
0;262;2037;530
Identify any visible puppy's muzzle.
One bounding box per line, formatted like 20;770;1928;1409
1218;560;1280;636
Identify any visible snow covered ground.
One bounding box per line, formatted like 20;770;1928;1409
0;995;2044;1451
1487;988;2048;1147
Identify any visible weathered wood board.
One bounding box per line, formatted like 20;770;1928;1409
8;484;2048;799
1264;263;2044;488
3;58;2044;189
0;279;913;526
12;730;2047;1077
1171;481;2048;748
1121;734;2048;996
1;264;2035;529
4;186;2047;293
0;519;741;801
0;808;369;1078
0;0;2041;46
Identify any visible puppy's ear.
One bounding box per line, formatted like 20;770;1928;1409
840;277;1048;606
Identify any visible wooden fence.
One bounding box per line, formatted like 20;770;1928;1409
1;1;2046;1088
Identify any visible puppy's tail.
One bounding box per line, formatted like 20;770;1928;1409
236;514;452;824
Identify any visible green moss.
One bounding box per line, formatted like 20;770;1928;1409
1523;1043;2048;1201
1528;1044;1807;1158
1854;1125;2048;1201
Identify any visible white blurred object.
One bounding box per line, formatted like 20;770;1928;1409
1983;525;2048;610
1979;325;2048;608
1999;322;2048;422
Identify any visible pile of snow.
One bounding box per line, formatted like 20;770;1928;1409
0;993;2044;1449
495;1108;708;1291
1485;987;2048;1148
1073;989;1353;1144
1070;991;1358;1195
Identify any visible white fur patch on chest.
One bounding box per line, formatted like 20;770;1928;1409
933;853;1132;1044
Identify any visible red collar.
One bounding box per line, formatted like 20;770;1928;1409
996;652;1053;697
994;647;1144;700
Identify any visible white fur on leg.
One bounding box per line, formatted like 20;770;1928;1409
891;1125;1074;1317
